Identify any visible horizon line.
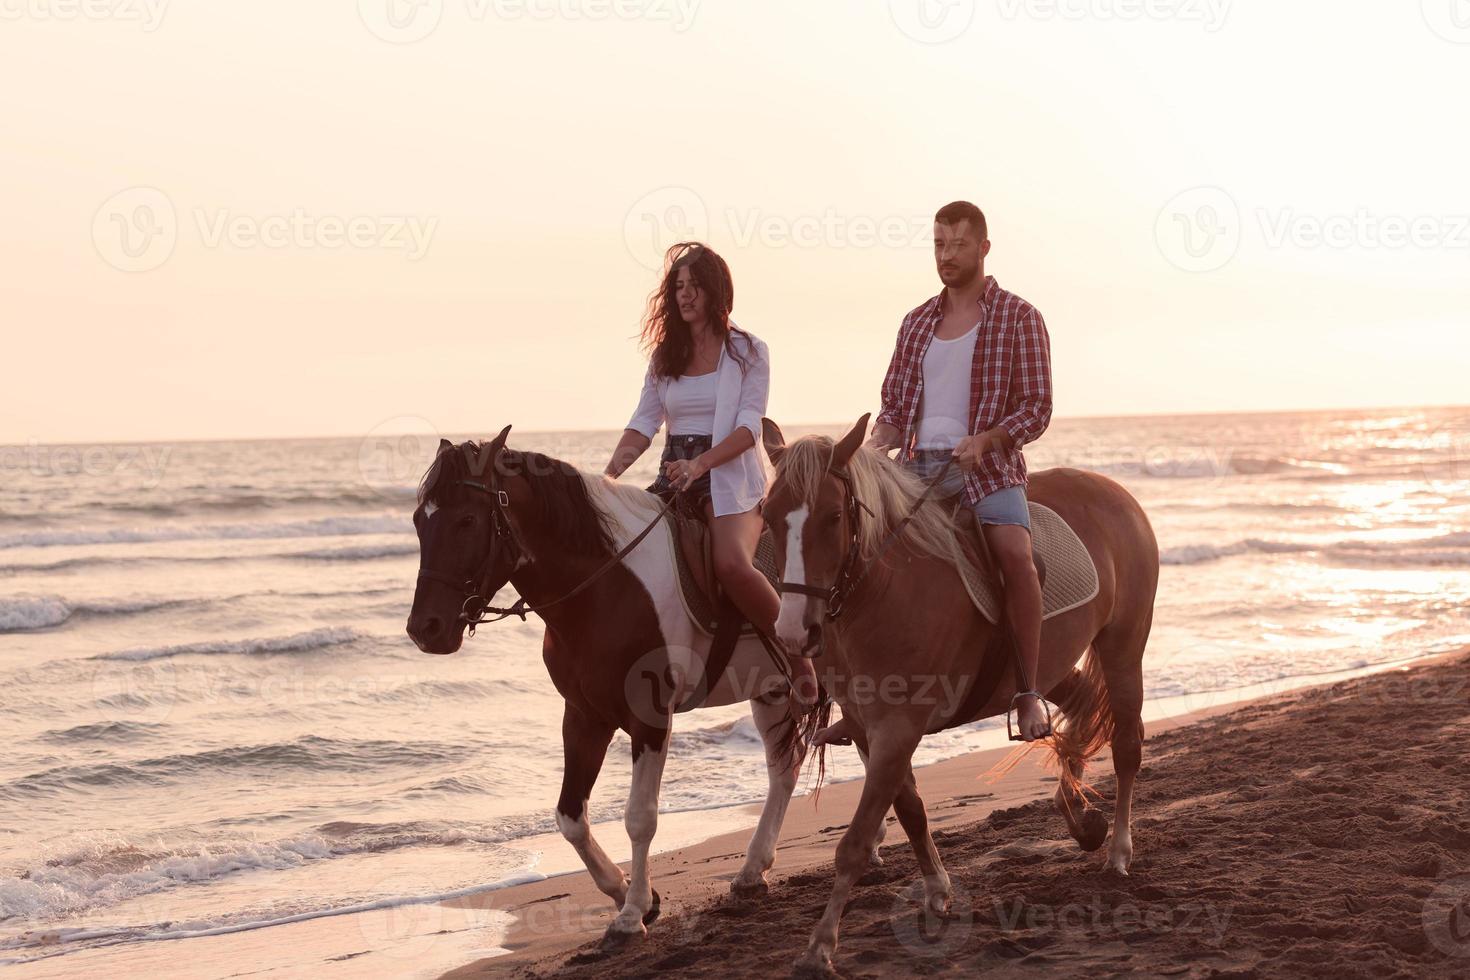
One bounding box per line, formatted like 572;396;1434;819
3;401;1466;450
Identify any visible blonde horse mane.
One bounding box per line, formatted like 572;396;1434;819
773;436;979;576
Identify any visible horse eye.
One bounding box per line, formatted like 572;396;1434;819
458;514;476;529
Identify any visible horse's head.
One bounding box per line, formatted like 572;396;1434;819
406;425;518;654
761;413;870;652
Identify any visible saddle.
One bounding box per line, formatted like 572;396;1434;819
668;509;779;636
946;500;1101;625
666;499;1097;635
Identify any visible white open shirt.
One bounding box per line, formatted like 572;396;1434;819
625;326;772;517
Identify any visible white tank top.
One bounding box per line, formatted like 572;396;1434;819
665;371;718;435
915;324;979;451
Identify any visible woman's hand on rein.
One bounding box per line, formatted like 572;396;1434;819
664;455;711;490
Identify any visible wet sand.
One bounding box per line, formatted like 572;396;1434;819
445;650;1470;979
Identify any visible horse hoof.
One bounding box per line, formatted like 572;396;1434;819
600;924;645;952
642;888;662;926
730;878;769;901
792;954;837;978
1076;808;1109;852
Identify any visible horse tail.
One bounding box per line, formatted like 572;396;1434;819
772;693;831;799
1048;646;1115;801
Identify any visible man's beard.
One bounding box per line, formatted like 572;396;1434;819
938;263;980;289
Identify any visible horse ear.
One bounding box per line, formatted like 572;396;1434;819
487;425;512;457
761;417;786;464
438;438;452;454
831;414;871;470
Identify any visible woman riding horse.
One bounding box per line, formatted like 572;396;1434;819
604;241;819;705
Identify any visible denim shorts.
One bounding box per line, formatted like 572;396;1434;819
646;433;714;512
904;449;1031;532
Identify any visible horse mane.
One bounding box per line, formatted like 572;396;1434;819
590;471;668;521
774;436;977;574
417;441;618;559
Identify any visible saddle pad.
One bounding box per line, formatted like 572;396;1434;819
665;503;1098;635
956;502;1100;625
667;514;780;637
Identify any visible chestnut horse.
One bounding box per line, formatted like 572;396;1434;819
405;429;819;947
761;415;1158;977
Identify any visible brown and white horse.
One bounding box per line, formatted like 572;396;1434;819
405;429;816;946
761;415;1159;977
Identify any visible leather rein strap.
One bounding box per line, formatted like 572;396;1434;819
417;477;678;633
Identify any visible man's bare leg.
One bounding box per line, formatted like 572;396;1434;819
983;523;1049;741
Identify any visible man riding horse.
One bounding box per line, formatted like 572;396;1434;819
827;199;1055;744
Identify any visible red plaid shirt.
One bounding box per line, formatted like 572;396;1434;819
875;275;1052;502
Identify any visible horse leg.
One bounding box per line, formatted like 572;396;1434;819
603;720;671;945
891;762;951;914
855;743;888;867
731;693;802;899
1095;618;1150;875
554;702;627;908
796;723;920;977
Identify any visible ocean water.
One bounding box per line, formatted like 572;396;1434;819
2;406;1469;966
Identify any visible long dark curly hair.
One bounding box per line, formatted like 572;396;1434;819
640;242;751;379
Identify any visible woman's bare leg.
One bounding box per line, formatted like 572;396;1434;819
708;502;819;707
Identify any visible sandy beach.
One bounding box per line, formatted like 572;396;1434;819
444;650;1470;979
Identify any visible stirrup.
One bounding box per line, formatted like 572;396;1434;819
1007;689;1054;742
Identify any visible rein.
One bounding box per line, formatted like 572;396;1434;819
778;453;957;623
417;477;678;635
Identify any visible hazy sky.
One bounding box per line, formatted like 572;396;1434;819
4;1;1468;444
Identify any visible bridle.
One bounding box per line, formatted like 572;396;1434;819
414;476;527;632
775;468;869;621
415;464;678;635
776;453;955;623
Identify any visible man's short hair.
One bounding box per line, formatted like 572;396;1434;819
934;201;987;242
